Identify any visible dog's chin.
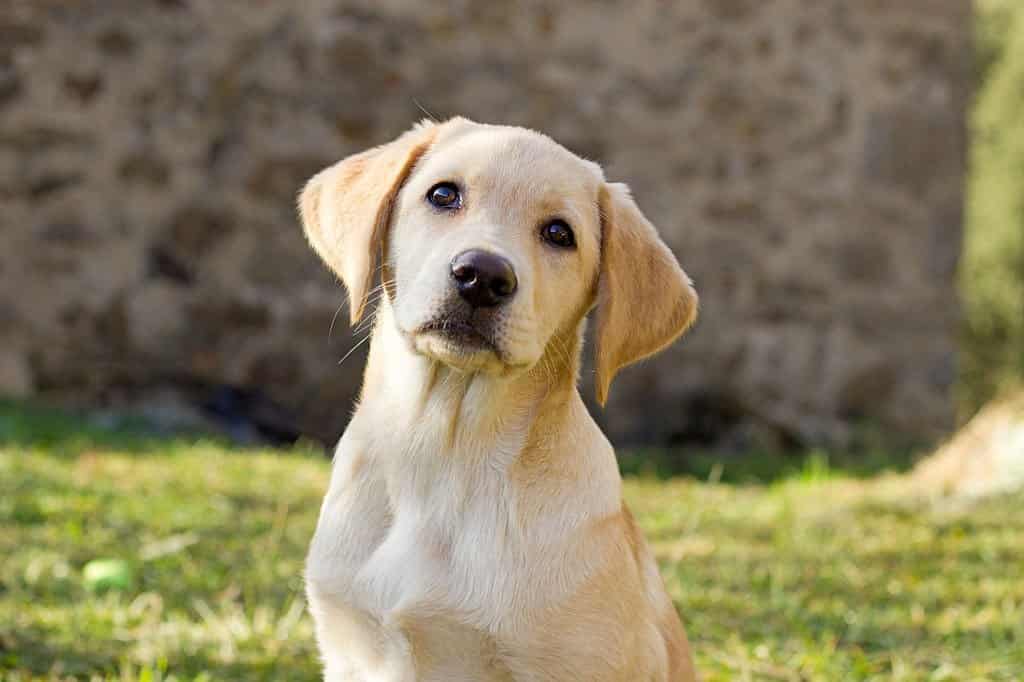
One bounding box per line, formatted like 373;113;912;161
407;320;526;375
413;331;504;373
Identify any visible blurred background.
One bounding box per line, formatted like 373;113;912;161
0;0;978;451
2;1;1023;680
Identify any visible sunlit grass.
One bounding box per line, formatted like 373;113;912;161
1;404;1022;681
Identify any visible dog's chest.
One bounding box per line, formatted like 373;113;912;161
307;447;519;620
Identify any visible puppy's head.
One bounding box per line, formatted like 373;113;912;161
299;118;697;403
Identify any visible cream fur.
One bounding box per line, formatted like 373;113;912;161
301;118;699;681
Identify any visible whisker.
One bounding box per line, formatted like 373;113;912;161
326;274;398;343
412;98;440;123
327;299;347;342
337;331;372;367
544;334;573;380
554;336;573;370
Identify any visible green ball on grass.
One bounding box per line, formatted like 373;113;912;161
82;558;133;593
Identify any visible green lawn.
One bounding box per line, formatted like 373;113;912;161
1;404;1022;681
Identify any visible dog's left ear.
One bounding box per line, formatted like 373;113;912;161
593;183;698;406
299;121;439;324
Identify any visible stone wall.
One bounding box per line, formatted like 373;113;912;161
0;0;970;448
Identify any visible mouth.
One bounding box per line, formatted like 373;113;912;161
409;315;508;372
416;318;498;353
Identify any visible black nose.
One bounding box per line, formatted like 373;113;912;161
450;249;518;308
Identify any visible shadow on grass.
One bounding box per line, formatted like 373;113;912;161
0;399;326;458
0;399;218;456
2;399;921;483
617;444;921;485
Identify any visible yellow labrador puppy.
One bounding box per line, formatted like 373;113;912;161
300;117;699;681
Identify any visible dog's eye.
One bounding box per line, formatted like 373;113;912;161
427;182;461;209
540;220;576;249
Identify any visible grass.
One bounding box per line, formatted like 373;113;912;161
1;403;1022;681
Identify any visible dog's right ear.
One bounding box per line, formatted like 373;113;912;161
299;121;439;324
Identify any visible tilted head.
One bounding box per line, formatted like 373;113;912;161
299;118;697;404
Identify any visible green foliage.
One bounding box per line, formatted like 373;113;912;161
962;0;1024;412
619;441;918;484
2;405;1023;680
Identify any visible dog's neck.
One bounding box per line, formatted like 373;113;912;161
356;301;587;464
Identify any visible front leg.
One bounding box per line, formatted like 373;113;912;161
307;582;417;682
307;433;392;583
306;434;403;680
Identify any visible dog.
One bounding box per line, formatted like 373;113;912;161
300;117;699;681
